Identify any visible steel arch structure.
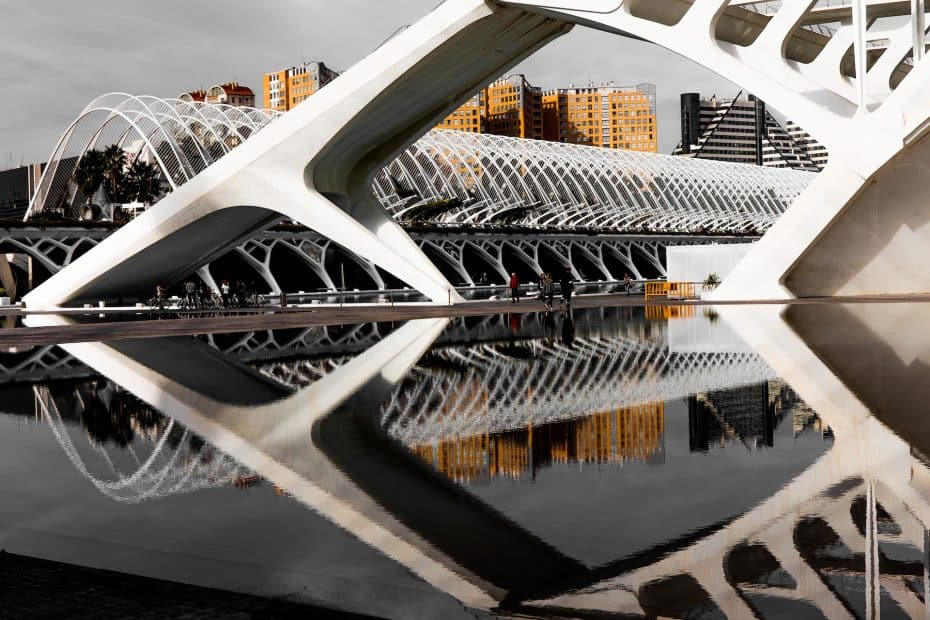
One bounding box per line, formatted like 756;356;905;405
26;0;930;308
28;94;281;218
375;130;812;233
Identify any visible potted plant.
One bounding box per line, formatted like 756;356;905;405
702;272;721;291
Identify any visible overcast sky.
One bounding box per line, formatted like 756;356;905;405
0;0;737;168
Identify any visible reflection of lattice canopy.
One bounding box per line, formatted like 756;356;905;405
376;130;814;233
29;94;281;217
36;385;254;503
383;338;776;446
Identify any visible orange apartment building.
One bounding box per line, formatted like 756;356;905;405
542;83;657;152
435;74;543;139
262;61;340;112
439;78;657;152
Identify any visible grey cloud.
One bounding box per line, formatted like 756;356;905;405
0;0;735;165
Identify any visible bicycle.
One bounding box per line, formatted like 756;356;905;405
177;295;200;319
147;295;166;319
246;293;267;308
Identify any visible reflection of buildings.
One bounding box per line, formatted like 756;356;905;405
688;380;827;452
412;402;665;483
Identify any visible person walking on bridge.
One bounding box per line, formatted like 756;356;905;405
509;272;520;303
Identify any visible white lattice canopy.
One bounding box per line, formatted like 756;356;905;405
30;94;813;234
375;130;815;233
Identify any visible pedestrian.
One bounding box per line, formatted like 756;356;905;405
154;282;166;310
509;272;520;303
184;279;197;306
220;279;230;308
543;273;555;310
623;272;633;296
559;267;574;307
236;280;247;307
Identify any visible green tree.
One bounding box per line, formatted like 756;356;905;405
101;144;127;203
73;150;106;204
125;159;161;204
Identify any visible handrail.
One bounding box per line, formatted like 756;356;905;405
644;281;697;301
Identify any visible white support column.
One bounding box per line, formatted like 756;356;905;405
921;528;930;620
914;0;927;63
852;0;869;112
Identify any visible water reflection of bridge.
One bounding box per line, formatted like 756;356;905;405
20;304;930;617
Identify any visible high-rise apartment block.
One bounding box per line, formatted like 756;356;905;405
541;83;657;151
437;78;657;152
263;61;340;112
675;92;827;171
484;75;543;139
435;93;484;134
435;75;543;139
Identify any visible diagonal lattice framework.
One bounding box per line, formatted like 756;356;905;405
375;130;813;233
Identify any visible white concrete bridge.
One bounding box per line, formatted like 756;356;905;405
27;0;926;307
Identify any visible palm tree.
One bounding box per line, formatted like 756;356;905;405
101;144;127;203
73;150;106;204
125;159;161;204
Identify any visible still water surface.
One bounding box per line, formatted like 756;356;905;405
0;303;925;618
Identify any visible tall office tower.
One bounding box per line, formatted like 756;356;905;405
541;82;657;152
262;61;340;112
674;92;827;171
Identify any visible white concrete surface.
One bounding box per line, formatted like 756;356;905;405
666;243;754;284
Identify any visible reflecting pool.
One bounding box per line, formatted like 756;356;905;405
2;302;929;617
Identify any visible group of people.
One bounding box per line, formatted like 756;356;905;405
153;278;255;309
508;267;575;310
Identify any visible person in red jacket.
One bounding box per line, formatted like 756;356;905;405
509;272;520;303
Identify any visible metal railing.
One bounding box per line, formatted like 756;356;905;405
644;281;697;301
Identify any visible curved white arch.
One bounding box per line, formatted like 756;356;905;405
27;94;281;218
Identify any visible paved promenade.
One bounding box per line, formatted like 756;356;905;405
0;550;374;619
3;291;930;349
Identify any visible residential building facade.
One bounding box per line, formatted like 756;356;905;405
262;61;340;112
542;83;657;152
435;74;543;138
204;83;255;108
178;89;206;103
435;93;484;133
